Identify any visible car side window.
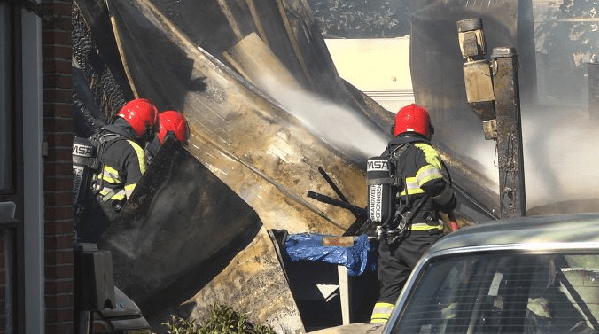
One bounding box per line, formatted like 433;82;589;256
391;252;599;334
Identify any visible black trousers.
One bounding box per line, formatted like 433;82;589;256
377;229;444;304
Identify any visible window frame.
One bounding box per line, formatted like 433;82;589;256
0;3;15;196
0;3;25;332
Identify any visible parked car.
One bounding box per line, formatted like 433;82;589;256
386;213;599;334
310;213;599;334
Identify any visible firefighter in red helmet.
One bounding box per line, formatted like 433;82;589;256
76;98;159;243
144;110;190;165
157;110;189;144
370;104;456;324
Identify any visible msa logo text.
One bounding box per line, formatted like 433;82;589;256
367;159;389;171
73;143;93;157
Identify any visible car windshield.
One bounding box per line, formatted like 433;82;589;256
390;252;599;334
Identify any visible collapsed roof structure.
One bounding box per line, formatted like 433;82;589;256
72;0;508;331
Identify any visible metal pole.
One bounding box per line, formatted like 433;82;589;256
491;47;526;218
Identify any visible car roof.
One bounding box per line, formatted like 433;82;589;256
427;213;599;255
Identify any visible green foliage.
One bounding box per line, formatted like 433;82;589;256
535;0;599;57
163;304;277;334
534;0;599;102
307;0;409;38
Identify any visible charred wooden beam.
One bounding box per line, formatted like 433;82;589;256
491;46;526;218
588;60;599;118
457;19;526;219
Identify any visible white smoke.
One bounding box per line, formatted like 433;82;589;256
438;103;599;210
251;58;599;213
522;104;599;208
257;74;389;160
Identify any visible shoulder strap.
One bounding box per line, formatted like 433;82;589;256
96;132;125;145
94;132;127;160
390;143;410;160
89;132;128;196
391;142;424;230
387;143;410;185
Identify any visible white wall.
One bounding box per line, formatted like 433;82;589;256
324;36;414;113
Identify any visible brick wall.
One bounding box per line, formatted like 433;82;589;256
42;1;75;333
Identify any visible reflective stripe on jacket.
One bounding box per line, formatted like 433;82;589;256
397;143;444;197
97;137;146;202
383;135;455;230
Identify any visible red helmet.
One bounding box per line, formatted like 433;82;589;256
393;104;433;138
117;98;159;138
158;110;189;144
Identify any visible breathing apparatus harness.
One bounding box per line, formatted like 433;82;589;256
72;131;127;215
73;135;100;216
367;140;433;244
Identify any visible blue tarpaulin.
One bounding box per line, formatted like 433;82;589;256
284;234;376;276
